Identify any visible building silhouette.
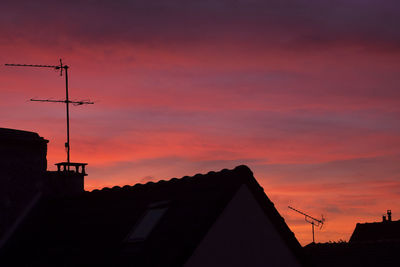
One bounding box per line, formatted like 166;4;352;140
305;210;400;267
0;128;306;267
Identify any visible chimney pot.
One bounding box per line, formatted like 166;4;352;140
383;215;387;222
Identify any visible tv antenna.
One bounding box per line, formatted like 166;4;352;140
5;59;94;168
288;206;325;243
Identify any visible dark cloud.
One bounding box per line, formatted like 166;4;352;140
2;0;400;50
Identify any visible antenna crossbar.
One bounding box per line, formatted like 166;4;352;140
30;99;94;105
6;59;67;76
288;206;323;224
5;63;60;69
288;206;325;243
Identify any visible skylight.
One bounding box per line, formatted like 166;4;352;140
127;207;168;241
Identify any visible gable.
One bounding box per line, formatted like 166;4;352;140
185;184;301;267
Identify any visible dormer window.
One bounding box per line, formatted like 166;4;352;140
127;201;169;242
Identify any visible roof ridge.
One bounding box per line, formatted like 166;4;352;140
0;127;47;141
88;165;252;194
357;219;400;224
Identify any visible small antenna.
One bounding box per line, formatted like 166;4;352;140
5;59;94;169
288;206;325;243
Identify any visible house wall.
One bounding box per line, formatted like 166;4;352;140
0;128;48;246
184;184;301;267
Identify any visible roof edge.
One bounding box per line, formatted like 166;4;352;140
89;164;254;193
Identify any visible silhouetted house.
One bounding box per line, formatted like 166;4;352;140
0;128;86;248
0;128;48;247
349;210;400;243
0;128;305;267
304;210;400;267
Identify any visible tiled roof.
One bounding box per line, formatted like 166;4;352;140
349;220;400;243
1;165;304;267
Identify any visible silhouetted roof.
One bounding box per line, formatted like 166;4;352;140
0;128;47;142
0;128;39;140
1;165;304;267
349;220;400;243
305;219;400;266
304;240;400;267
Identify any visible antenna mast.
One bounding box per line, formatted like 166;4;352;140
288;206;325;243
5;59;94;168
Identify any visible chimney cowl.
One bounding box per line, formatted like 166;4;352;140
387;210;392;222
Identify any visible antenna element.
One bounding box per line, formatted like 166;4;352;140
5;59;94;169
288;206;325;243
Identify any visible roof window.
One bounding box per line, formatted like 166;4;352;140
127;204;168;242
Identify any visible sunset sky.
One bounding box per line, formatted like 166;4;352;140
1;0;400;245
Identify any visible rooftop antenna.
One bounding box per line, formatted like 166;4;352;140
288;206;325;243
5;59;94;169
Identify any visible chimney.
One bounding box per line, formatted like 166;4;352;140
387;210;392;222
44;162;87;196
383;215;387;222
